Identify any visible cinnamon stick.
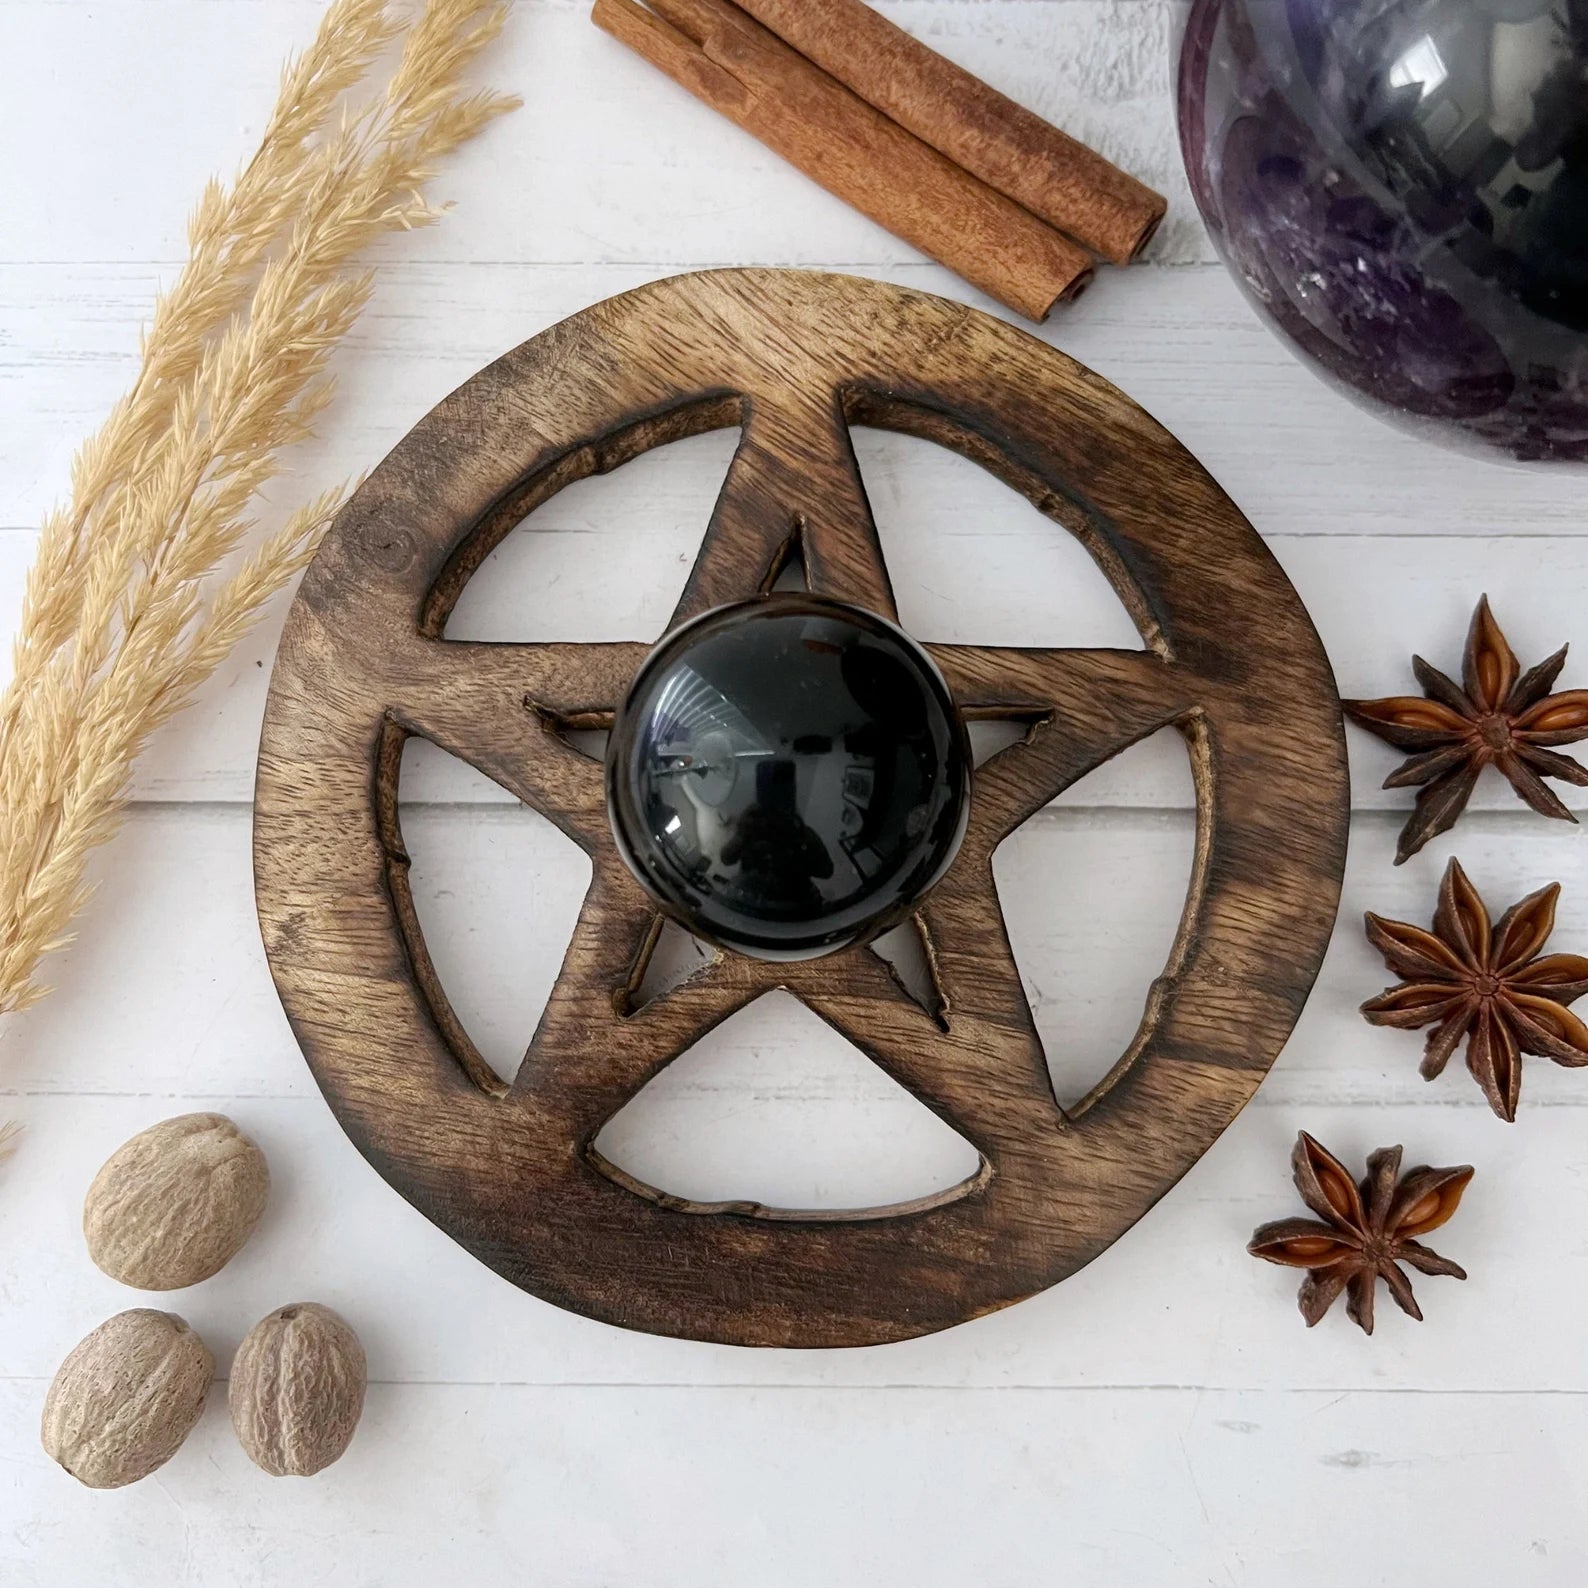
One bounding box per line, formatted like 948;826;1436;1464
730;0;1167;265
593;0;1094;321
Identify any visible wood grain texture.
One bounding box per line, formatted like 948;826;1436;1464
6;1378;1585;1586
254;268;1349;1346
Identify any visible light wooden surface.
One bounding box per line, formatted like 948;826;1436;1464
3;0;1586;1582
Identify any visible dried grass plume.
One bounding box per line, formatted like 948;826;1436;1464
0;0;519;1015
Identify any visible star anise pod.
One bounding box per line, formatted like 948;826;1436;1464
1249;1132;1473;1334
1345;596;1588;863
1361;857;1588;1121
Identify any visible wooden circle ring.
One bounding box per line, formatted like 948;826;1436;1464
255;269;1348;1348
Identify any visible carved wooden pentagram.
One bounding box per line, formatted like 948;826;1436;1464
254;269;1349;1347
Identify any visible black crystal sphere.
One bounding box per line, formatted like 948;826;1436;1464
607;595;971;961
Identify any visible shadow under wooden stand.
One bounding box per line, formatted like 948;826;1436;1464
254;269;1349;1347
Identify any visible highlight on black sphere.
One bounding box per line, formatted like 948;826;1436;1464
606;595;971;961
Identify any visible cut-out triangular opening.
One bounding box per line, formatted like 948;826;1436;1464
444;426;743;642
868;916;948;1030
620;915;720;1015
851;427;1145;649
993;726;1197;1112
558;723;611;763
759;516;810;593
966;715;1043;770
528;703;613;766
398;736;591;1090
767;555;809;593
591;992;982;1212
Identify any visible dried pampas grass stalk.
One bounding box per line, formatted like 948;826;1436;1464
0;1121;19;1165
0;0;519;1015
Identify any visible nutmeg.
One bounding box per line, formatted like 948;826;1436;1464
41;1310;214;1488
229;1303;366;1476
83;1113;269;1289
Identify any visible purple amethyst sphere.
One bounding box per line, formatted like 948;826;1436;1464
1178;0;1588;460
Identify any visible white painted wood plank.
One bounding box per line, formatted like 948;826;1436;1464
0;1091;1575;1396
6;260;1579;541
6;802;1588;1111
0;805;1583;1397
3;1379;1584;1586
0;0;1195;269
3;1378;1582;1587
5;257;1584;808
3;512;1581;811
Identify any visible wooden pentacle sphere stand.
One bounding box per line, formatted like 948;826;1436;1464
254;269;1350;1348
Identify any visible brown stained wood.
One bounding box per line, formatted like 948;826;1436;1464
254;269;1349;1348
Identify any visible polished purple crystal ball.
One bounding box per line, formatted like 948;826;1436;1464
1178;0;1588;461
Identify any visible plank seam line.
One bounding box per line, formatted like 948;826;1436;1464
7;1087;1587;1108
9;529;1588;542
0;253;1211;270
104;801;1588;826
0;1376;1584;1394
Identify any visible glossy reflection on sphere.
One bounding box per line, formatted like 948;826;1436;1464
1178;0;1588;460
607;596;970;961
